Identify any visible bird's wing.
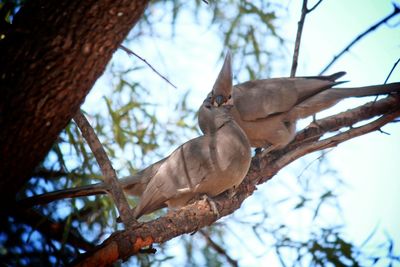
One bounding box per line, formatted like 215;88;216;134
233;75;344;121
133;136;213;218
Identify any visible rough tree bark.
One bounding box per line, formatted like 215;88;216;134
0;0;149;207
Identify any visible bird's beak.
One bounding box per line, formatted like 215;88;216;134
215;95;225;106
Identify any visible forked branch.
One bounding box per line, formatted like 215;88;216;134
291;0;325;77
73;111;135;226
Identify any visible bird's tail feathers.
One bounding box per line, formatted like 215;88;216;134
302;71;347;82
333;82;400;98
18;157;167;208
119;174;149;196
287;82;400;120
18;182;109;207
119;157;168;196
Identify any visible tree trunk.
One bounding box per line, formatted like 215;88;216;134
0;0;149;209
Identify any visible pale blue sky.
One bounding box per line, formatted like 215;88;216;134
290;0;400;257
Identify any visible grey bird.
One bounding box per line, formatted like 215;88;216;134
201;54;400;152
20;55;251;219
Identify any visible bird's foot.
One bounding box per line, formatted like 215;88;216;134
252;148;263;170
260;145;276;158
201;195;220;218
116;209;142;229
227;187;237;199
308;115;323;129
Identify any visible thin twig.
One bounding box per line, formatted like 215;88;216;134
290;0;308;77
319;3;400;75
307;0;323;13
199;230;238;267
291;0;324;77
73;111;136;226
384;57;400;84
119;45;177;88
294;149;332;181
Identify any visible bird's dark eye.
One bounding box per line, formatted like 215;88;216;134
228;95;232;99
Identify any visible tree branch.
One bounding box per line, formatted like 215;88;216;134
199;229;238;267
292;96;400;146
319;3;400;75
290;0;324;77
384;57;400;84
73;111;136;226
274;101;400;171
72;95;400;265
119;45;177;89
307;0;324;13
290;0;308;77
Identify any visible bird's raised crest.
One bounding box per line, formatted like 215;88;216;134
212;51;232;106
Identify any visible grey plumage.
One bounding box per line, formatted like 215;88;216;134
20;52;251;220
202;65;400;151
133;104;250;218
21;105;251;220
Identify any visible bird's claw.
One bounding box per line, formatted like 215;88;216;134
201;195;220;218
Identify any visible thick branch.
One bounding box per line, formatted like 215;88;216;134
73;111;135;226
0;0;149;208
293;95;400;145
319;3;400;74
73;95;400;265
275;102;400;171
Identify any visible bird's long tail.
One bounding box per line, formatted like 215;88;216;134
332;82;400;98
302;71;347;82
18;158;167;207
18;182;110;207
18;173;150;207
288;82;400;120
